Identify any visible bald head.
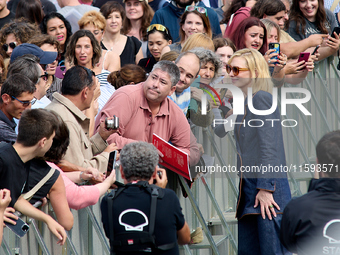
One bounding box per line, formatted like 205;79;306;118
175;52;200;94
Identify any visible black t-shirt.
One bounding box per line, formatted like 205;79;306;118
101;36;142;67
0;11;14;30
101;184;185;255
27;159;60;204
0;143;29;207
138;56;157;73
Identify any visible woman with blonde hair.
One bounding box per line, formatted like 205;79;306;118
227;48;291;255
181;33;214;52
161;6;212;54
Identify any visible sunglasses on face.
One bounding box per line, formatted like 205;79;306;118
11;96;37;107
225;64;250;76
40;71;49;82
185;6;207;16
2;42;17;52
147;24;169;34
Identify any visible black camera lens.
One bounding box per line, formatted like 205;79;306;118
22;225;29;232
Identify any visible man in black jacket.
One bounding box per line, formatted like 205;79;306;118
280;130;340;255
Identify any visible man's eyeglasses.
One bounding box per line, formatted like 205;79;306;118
2;42;17;52
40;71;49;82
147;24;169;34
11;96;37;107
185;6;207;16
225;64;250;76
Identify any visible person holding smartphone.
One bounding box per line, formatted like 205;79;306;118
286;0;340;61
231;17;287;84
262;19;315;85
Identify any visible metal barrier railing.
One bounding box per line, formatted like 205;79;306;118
1;57;340;255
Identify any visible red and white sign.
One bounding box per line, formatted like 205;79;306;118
152;133;192;181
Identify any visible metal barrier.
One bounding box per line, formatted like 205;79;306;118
1;57;339;255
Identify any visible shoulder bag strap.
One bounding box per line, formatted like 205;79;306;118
331;0;340;12
22;167;55;201
148;187;159;235
107;190;116;254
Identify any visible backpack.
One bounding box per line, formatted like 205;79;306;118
103;181;176;254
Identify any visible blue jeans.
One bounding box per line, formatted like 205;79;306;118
238;214;291;255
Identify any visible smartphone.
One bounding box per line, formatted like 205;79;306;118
106;150;117;177
297;52;310;70
268;43;280;63
55;66;66;79
6;217;30;238
331;27;340;38
312;45;320;55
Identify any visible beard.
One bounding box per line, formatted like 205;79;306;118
175;0;195;8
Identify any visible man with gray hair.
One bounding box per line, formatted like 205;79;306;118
101;141;190;254
95;60;201;166
8;54;50;107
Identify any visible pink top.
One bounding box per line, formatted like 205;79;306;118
94;83;200;165
47;162;100;210
224;7;251;38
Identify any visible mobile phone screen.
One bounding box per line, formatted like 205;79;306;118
107;150;117;176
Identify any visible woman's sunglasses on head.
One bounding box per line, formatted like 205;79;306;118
185;6;207;16
147;24;169;35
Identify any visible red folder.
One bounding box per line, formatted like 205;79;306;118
152;133;192;181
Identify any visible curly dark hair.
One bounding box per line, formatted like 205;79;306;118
0;19;41;57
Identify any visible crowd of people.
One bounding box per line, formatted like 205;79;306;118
0;0;339;254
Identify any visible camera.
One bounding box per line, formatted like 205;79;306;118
105;115;119;130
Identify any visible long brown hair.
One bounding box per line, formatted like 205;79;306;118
107;64;146;89
179;9;212;44
285;0;328;36
122;0;154;41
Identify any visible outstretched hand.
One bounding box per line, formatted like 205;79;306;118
254;189;280;220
